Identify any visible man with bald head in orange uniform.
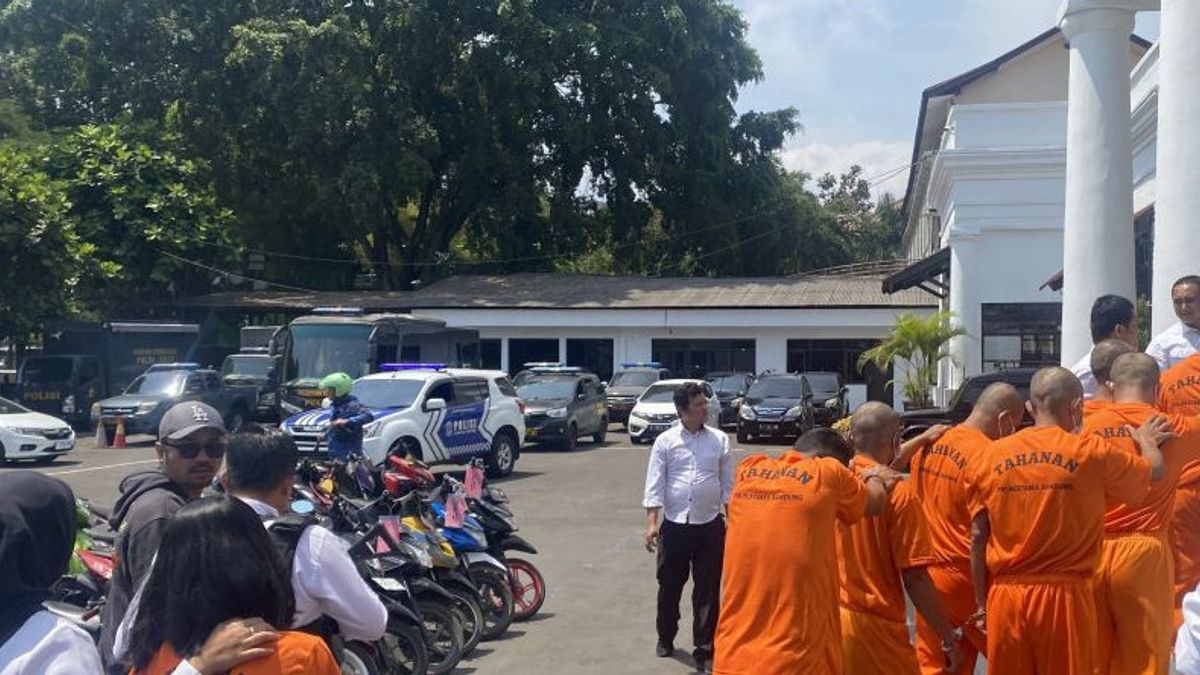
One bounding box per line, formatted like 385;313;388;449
1081;352;1200;675
1159;351;1200;622
838;402;964;674
714;428;901;675
907;383;1025;675
966;367;1171;675
1090;339;1137;405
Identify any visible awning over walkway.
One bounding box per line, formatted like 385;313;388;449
881;248;950;298
1040;269;1064;291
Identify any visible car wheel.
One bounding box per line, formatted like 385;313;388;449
0;443;6;465
485;432;517;479
562;424;578;452
593;418;608;444
737;429;749;444
35;456;56;466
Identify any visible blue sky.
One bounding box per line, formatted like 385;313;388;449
729;0;1161;198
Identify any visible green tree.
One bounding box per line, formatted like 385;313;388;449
858;310;967;409
816;165;905;263
0;148;79;349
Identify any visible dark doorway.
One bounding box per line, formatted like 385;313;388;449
567;339;614;381
786;339;891;403
507;338;559;374
651;339;756;379
480;339;502;370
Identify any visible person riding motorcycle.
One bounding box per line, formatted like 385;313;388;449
319;373;373;463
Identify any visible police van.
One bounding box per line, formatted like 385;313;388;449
281;364;525;478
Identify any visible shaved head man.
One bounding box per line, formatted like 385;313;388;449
1081;352;1200;675
1090;339;1137;404
966;367;1171;675
838;402;963;674
908;383;1024;675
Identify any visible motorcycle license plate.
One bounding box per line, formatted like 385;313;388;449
55;439;73;450
373;577;406;592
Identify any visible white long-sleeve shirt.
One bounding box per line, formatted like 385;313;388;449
1147;322;1200;371
0;611;103;675
642;424;733;525
1176;582;1200;673
1070;351;1100;400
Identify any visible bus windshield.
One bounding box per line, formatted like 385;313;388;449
288;324;373;381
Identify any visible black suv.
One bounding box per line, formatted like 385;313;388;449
516;368;609;451
899;368;1037;439
802;371;849;425
605;364;672;423
736;373;815;443
705;371;755;428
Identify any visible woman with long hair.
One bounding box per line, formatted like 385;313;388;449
126;496;338;675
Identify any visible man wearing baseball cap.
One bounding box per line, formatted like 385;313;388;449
99;402;228;673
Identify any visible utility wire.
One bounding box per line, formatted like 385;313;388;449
158;249;318;293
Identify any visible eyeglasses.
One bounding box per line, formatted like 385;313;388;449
164;439;226;460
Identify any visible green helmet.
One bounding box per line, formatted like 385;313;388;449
319;372;354;398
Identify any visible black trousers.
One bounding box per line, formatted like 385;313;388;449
656;516;725;656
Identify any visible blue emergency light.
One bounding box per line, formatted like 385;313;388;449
380;363;446;372
620;361;662;368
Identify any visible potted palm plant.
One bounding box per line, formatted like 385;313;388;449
857;310;967;410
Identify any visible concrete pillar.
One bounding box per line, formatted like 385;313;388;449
756;335;788;374
1153;0;1200;333
1058;2;1137;365
947;236;982;390
500;337;510;373
558;337;568;365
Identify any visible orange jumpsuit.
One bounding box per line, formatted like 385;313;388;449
964;426;1152;675
1159;353;1200;619
908;425;991;675
837;454;935;675
1081;402;1200;675
714;452;867;675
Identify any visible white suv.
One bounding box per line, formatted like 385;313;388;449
627;379;721;444
281;367;525;478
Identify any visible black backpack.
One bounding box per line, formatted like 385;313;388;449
264;512;335;640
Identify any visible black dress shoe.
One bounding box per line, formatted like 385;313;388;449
656;641;674;658
694;651;713;673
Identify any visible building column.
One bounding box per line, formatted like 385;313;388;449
947;236;982;393
756;335;787;374
1058;2;1137;365
500;337;510;373
1153;0;1200;333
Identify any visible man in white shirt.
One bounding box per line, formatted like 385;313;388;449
643;381;733;673
1069;294;1137;399
1147;275;1200;370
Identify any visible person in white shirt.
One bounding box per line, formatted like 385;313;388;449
1147;275;1200;370
643;381;733;673
1069;294;1138;399
220;430;386;642
1177;581;1200;673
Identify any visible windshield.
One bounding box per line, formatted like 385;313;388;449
18;357;74;383
289;324;372;381
222;356;275;379
639;383;683;403
705;375;747;394
516;377;577;401
804;374;840;392
610;371;658;388
747;377;803;399
351;379;425;410
0;397;29;414
125;372;186;396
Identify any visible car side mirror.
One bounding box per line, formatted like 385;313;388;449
600;381;608;390
425;398;446;411
841;386;850;394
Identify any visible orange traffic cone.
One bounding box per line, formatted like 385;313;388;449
94;420;109;448
113;417;127;449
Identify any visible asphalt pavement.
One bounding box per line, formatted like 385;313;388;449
0;428;997;674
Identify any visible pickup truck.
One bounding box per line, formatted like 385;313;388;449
220;352;282;423
899;368;1037;439
94;366;257;441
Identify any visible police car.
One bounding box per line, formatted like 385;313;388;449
281;365;526;478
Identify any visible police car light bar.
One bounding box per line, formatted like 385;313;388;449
620;361;662;368
521;362;564;369
145;362;201;372
380;363;446;372
312;306;364;315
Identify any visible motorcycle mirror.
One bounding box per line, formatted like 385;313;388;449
291;499;316;515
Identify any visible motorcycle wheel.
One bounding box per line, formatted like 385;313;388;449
416;600;463;675
468;564;515;640
445;586;485;656
380;620;429;675
506;557;546;621
338;641;382;675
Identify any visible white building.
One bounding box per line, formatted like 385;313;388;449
891;0;1191;403
185;270;935;410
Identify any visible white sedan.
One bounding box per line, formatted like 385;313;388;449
0;396;76;464
627;379;721;444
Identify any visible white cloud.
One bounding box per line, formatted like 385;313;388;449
780;139;913;199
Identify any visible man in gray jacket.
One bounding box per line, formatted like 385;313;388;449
99;402;227;673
